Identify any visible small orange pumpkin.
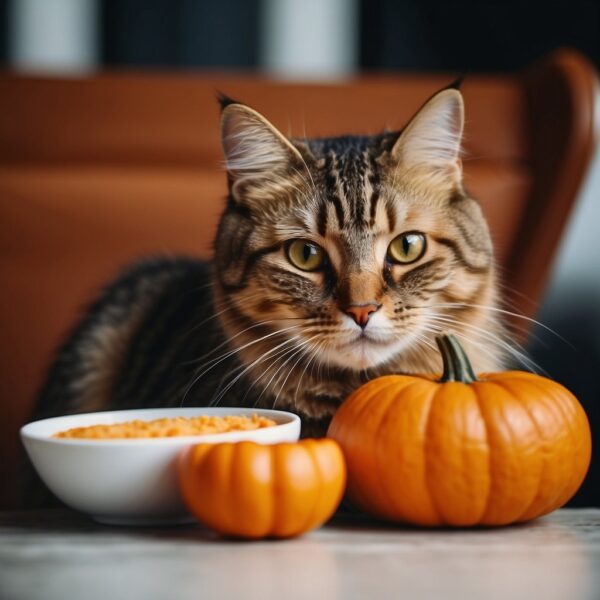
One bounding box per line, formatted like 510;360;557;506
327;334;591;527
179;439;346;538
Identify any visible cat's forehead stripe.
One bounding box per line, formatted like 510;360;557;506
323;153;346;230
385;197;397;231
317;200;327;237
365;154;384;229
319;147;389;235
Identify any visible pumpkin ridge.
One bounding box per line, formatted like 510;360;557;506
371;381;417;519
252;443;275;538
209;443;236;536
228;443;244;535
469;383;494;524
482;379;547;523
476;380;542;524
376;380;435;522
511;376;590;515
519;377;575;437
454;383;490;524
422;384;447;526
522;378;579;500
271;444;286;536
348;378;409;513
298;441;323;533
264;443;276;537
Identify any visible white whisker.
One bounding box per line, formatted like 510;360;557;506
424;314;547;374
426;302;572;347
252;335;319;408
208;336;302;407
180;324;300;405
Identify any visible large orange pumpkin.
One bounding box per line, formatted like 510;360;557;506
179;439;346;538
327;334;591;526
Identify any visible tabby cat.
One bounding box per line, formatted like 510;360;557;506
32;84;505;446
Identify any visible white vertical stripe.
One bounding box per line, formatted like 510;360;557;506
261;0;359;80
8;0;99;74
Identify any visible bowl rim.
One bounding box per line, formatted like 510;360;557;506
20;406;301;447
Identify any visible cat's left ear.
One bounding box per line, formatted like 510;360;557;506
391;87;464;183
220;100;304;200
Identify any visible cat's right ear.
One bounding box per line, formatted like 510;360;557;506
390;87;464;187
220;102;304;201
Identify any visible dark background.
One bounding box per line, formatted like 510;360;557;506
1;0;599;506
2;1;598;71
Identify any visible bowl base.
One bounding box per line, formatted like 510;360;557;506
93;514;196;527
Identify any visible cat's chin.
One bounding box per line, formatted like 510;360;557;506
320;336;409;371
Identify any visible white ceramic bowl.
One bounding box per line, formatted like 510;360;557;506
21;407;301;525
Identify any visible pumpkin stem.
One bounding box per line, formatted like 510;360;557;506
436;334;478;383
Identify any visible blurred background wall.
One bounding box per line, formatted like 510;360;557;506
0;0;599;504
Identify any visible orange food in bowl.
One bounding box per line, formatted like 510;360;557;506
53;414;277;439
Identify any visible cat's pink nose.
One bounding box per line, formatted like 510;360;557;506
344;303;381;328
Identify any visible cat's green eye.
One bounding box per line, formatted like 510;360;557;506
387;232;426;264
286;240;326;271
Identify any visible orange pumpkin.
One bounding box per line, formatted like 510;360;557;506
327;334;591;527
179;439;346;538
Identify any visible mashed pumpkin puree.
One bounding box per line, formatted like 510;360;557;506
54;414;277;439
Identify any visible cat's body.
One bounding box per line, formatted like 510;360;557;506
26;86;506;503
33;257;337;437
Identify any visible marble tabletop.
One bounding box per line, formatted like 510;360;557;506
0;508;599;600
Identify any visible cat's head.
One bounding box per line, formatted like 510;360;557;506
213;86;500;385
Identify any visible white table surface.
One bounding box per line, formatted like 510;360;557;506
0;508;599;600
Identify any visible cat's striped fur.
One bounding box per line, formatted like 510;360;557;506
27;85;505;502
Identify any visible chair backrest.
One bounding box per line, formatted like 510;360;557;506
0;49;597;506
